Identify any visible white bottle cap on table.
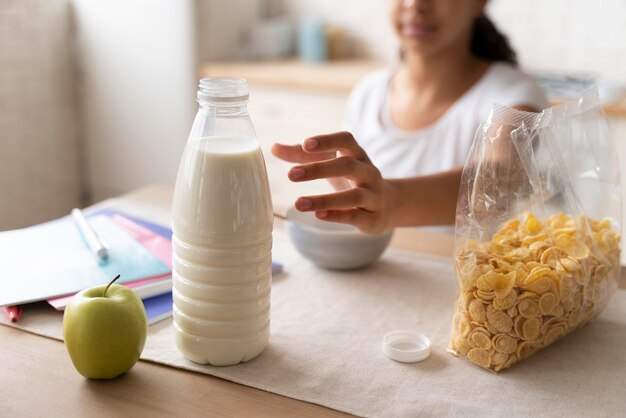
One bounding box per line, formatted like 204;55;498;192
382;330;431;363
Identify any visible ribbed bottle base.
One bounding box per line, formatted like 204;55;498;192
173;321;270;366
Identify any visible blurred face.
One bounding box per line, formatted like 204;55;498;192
388;0;486;57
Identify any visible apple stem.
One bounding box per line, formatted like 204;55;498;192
103;274;121;297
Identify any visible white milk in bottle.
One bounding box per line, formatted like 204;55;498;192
172;78;273;366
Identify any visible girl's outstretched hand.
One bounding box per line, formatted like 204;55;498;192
271;131;396;234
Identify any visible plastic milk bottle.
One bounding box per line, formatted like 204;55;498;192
172;78;273;366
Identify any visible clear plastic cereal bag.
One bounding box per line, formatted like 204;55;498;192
449;89;621;372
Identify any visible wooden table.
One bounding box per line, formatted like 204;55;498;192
1;184;623;416
0;185;453;417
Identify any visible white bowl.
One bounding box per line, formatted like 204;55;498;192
285;207;393;270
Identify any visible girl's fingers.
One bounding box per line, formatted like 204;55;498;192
288;156;378;184
295;188;372;212
303;131;370;162
271;143;335;164
275;134;386;234
314;208;377;232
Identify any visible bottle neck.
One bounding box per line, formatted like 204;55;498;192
198;101;249;117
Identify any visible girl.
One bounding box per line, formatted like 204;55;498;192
272;0;547;234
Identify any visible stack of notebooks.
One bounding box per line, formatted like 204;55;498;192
0;209;175;325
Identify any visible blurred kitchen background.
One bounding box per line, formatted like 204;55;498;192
1;0;626;230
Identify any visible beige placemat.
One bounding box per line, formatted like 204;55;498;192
3;229;626;417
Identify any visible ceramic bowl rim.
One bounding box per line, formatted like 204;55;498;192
285;207;393;238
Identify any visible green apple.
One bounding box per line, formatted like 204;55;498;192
63;275;148;379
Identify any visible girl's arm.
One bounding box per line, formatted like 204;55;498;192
387;168;462;228
271;106;541;234
272;131;462;234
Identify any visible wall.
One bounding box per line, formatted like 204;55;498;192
283;0;626;83
281;0;396;61
194;0;397;62
72;0;197;203
196;0;261;63
488;0;626;83
0;0;82;230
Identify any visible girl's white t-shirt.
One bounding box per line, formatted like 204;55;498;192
344;62;549;178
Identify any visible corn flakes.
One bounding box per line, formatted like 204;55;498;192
539;292;558;315
449;213;620;372
518;297;541;318
493;334;518;354
469;330;492;350
467;348;491;368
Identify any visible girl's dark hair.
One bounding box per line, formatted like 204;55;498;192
470;15;517;65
